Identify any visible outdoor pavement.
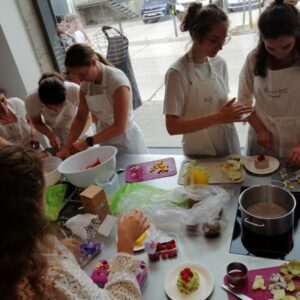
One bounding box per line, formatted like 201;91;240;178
86;9;262;149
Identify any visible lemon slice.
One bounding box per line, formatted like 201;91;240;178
226;160;241;171
134;231;148;247
227;170;242;181
192;169;209;184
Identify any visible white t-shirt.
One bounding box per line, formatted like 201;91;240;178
80;64;147;154
26;81;80;144
164;54;229;116
0;97;31;147
73;30;87;43
81;65;131;103
81;64;134;123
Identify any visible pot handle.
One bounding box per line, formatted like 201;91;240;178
244;218;265;228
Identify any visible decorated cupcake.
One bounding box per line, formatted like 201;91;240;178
177;267;200;295
255;154;269;169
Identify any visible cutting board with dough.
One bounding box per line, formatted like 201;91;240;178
178;159;245;185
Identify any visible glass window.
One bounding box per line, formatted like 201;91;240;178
35;0;270;149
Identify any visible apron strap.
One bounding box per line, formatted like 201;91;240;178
186;49;213;86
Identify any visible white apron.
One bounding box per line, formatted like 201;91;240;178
182;51;240;156
0;116;31;148
85;65;147;154
247;66;300;158
42;102;77;146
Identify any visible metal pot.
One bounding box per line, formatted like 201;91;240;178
239;185;296;236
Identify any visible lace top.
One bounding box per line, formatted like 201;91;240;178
16;237;141;300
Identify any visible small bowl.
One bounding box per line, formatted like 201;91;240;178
226;262;248;288
58;146;117;188
42;156;62;187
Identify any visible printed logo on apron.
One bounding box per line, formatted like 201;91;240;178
251;67;300;157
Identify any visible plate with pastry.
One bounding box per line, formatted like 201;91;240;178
164;262;214;300
244;154;280;175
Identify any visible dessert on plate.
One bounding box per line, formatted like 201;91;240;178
177;267;200;295
255;154;269;169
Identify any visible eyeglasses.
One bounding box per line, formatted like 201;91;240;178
206;35;231;46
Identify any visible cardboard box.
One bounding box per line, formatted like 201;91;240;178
80;185;111;220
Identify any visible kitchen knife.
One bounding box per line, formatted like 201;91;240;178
221;284;253;300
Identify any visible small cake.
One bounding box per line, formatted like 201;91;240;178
177;267;200;295
255;154;269;169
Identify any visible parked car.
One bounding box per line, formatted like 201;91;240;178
141;0;171;23
176;0;263;16
225;0;264;12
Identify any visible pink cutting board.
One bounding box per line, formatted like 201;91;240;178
125;157;177;182
223;265;293;300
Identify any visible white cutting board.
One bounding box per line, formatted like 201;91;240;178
178;159;245;185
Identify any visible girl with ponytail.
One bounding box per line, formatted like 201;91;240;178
164;3;252;156
58;43;147;158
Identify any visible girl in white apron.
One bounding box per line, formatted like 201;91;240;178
238;0;300;165
0;90;33;148
57;43;147;158
164;3;252;156
26;72;92;150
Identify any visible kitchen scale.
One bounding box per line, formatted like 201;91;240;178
229;188;300;261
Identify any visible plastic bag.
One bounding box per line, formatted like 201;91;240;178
111;183;230;236
45;183;67;221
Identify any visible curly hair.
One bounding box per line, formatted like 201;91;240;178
38;72;66;105
180;2;228;43
0;146;47;298
255;0;300;76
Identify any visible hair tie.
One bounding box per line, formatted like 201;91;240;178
283;0;298;5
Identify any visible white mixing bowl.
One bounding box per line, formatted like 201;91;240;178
58;146;117;188
42;156;62;187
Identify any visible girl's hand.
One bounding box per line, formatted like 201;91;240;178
70;140;88;154
117;210;150;254
256;128;273;150
217;98;253;123
288;143;300;166
48;132;61;149
61;237;81;259
57;148;71;159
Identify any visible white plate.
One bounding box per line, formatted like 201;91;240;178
164;262;214;300
244;156;280;175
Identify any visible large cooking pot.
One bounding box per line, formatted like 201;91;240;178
239;185;296;236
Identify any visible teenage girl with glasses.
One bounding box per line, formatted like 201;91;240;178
163;3;252;156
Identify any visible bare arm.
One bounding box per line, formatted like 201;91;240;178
69;86;130;154
247;112;273;150
166;99;253;135
57;91;89;158
31;116;61;148
0;136;10;145
79;112;93;139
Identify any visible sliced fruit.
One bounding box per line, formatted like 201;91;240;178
227;170;242;181
135;231;148;247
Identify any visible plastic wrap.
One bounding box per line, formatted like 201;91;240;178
111;183;230;236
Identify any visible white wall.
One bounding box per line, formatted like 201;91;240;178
0;25;26;98
0;0;52;99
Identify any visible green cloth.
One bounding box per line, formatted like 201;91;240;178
45;183;67;221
